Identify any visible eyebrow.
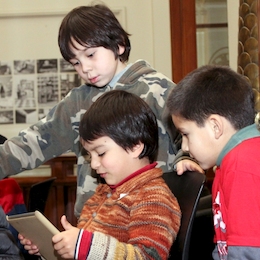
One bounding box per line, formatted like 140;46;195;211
85;143;104;153
69;44;90;59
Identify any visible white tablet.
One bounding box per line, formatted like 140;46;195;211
7;210;60;260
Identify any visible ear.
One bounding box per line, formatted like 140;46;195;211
130;142;144;158
118;45;125;55
208;114;224;139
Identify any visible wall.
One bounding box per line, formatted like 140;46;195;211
0;0;241;138
0;0;172;139
227;0;239;71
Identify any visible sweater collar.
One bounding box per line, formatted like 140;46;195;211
216;124;260;166
109;162;157;192
117;60;156;85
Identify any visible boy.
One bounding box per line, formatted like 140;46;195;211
0;4;201;218
21;90;181;260
167;65;260;259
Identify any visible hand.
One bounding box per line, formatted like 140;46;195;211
175;159;204;175
18;233;40;255
52;215;80;259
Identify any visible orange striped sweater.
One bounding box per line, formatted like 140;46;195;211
77;166;181;259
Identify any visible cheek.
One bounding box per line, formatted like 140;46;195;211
101;155;116;168
74;67;83;76
186;135;202;152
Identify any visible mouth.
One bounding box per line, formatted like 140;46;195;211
89;76;99;84
98;172;107;178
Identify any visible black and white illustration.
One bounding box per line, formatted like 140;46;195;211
14;60;35;74
0;61;12;75
13;75;36;108
15;109;37;124
60;73;81;99
60;58;75;73
0;110;13;124
0;76;13;108
0;58;79;124
37;59;58;74
37;74;58;107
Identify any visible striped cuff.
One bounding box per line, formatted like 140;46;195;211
75;229;93;260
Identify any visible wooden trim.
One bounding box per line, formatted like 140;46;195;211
197;23;228;28
169;0;197;83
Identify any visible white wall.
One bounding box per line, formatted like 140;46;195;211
0;0;172;139
227;0;239;71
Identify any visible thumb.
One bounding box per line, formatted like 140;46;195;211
60;215;72;231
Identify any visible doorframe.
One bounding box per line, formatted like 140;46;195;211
169;0;197;82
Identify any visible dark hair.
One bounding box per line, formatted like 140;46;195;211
79;90;158;163
58;4;131;62
167;65;256;130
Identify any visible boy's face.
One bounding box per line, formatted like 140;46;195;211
172;115;220;170
69;38;126;87
81;136;144;185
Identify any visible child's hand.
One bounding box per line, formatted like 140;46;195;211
52;215;80;259
18;233;40;255
175;159;204;175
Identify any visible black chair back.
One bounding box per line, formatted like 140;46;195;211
27;177;56;213
162;170;206;260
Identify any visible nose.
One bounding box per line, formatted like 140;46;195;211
90;155;100;170
181;137;189;153
81;61;92;73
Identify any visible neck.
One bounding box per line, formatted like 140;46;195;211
109;162;157;191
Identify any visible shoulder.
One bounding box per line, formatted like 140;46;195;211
62;84;108;108
119;59;175;89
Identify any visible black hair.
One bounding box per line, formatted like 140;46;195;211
79;90;158;163
167;65;256;130
58;4;131;62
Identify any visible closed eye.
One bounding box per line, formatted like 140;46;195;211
72;61;80;66
70;59;80;66
87;52;95;58
98;152;105;157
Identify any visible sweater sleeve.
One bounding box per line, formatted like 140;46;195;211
86;232;145;260
0;89;85;178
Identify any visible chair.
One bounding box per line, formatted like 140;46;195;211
162;170;206;260
27;177;56;213
189;194;214;260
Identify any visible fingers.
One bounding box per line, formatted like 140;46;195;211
61;215;73;231
18;233;40;255
176;160;205;175
52;217;80;259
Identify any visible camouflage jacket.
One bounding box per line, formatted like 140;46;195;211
0;60;180;217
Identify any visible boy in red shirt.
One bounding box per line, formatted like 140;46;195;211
167;65;260;259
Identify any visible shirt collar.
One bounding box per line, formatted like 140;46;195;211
109;162;157;191
108;63;132;88
216;123;260;166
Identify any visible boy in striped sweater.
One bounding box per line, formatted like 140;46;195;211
21;90;181;260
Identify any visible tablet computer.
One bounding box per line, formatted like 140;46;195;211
6;210;60;260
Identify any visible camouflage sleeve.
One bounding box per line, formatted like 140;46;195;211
0;90;85;179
